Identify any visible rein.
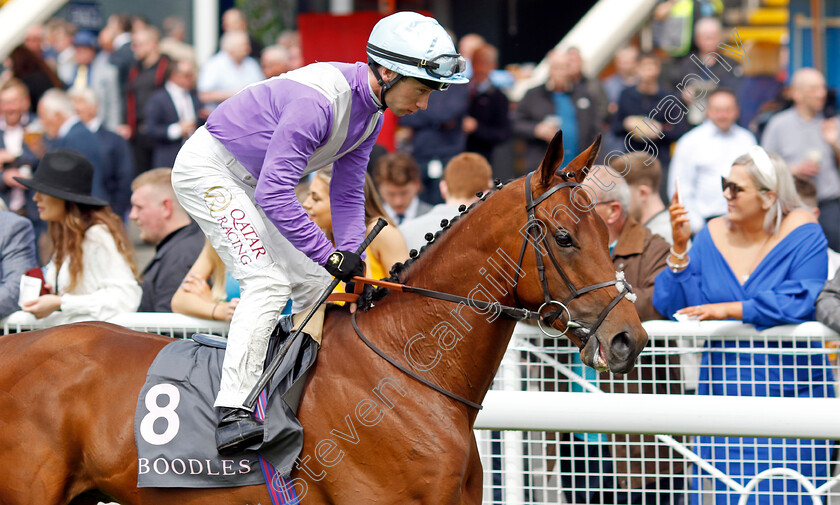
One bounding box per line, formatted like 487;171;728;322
333;170;636;410
350;312;484;410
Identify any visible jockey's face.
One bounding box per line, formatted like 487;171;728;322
385;75;433;117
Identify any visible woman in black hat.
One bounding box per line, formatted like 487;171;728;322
15;148;141;323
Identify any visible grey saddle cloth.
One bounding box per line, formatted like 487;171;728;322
134;315;317;488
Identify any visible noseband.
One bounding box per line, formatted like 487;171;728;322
513;171;636;343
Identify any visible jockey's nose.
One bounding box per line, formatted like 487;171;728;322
417;94;430;111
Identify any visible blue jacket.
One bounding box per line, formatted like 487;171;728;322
48;121;106;201
93;124;135;217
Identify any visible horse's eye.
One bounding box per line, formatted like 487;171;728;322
555;232;574;248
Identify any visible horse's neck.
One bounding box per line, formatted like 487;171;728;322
367;202;521;408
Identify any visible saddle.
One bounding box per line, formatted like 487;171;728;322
134;311;320;488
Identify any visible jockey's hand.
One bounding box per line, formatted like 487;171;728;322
325;250;364;282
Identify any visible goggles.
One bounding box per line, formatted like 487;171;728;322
367;43;467;79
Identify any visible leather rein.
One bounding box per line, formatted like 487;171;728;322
336;170;636;411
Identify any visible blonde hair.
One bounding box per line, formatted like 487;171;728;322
732;151;806;234
132;166;174;192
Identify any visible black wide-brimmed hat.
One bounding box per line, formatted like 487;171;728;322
15;149;108;207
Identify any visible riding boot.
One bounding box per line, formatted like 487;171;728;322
215;407;264;455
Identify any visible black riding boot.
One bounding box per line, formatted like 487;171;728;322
215;407;264;455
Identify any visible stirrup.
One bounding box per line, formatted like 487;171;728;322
215;408;264;455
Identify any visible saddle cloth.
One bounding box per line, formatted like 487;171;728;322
134;316;317;488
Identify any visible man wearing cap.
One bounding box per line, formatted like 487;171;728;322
70;30;121;131
171;11;468;454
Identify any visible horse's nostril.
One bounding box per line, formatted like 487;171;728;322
611;331;632;360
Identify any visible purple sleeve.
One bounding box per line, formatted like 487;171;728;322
329;131;379;253
253;98;336;266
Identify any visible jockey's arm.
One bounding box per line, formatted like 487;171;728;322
254;99;336;267
329;134;377;255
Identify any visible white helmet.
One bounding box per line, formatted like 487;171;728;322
367;11;468;95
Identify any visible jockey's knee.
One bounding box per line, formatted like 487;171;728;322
238;263;293;302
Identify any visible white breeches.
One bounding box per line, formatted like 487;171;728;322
171;126;331;409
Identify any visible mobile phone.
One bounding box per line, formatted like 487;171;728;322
19;275;43;305
25;267;50;295
674;176;682;204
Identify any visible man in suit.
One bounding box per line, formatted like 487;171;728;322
143;59;203;168
105;13;135;108
37;88;105;201
70;30;121;131
462;43;510;168
0;79;39;216
372;151;433;224
70;87;134;217
0;209;38;319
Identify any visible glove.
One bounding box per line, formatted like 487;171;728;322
324;250;364;282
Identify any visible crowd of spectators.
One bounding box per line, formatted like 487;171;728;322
0;9;308;321
0;8;839;502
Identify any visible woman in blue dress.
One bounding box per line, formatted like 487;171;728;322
653;146;835;505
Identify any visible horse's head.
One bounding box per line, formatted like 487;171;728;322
510;131;648;374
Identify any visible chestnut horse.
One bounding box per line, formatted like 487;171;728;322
0;132;647;505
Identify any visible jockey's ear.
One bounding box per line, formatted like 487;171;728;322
537;130;564;187
565;134;602;185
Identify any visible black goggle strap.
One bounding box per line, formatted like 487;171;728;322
367;58;401;112
415;76;449;91
367;43;463;77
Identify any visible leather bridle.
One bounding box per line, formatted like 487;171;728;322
514;170;637;346
343;170;637;410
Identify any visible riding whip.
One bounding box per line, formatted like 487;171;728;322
243;217;388;411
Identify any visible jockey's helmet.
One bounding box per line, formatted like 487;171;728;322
366;11;468;96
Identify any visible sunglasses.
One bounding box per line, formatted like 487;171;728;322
721;177;749;198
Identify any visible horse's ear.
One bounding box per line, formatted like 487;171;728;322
538;130;564;187
565;134;602;184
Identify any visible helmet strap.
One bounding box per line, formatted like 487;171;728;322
368;59;402;112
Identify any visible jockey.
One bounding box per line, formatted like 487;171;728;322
171;11;468;455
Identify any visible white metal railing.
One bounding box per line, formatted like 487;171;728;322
484;321;840;505
3;312;840;504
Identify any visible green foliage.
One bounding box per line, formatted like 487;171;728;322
236;0;296;48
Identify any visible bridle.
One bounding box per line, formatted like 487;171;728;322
345;169;637;410
345;169;637;340
514;170;637;346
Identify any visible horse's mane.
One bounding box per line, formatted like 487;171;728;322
357;178;508;311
